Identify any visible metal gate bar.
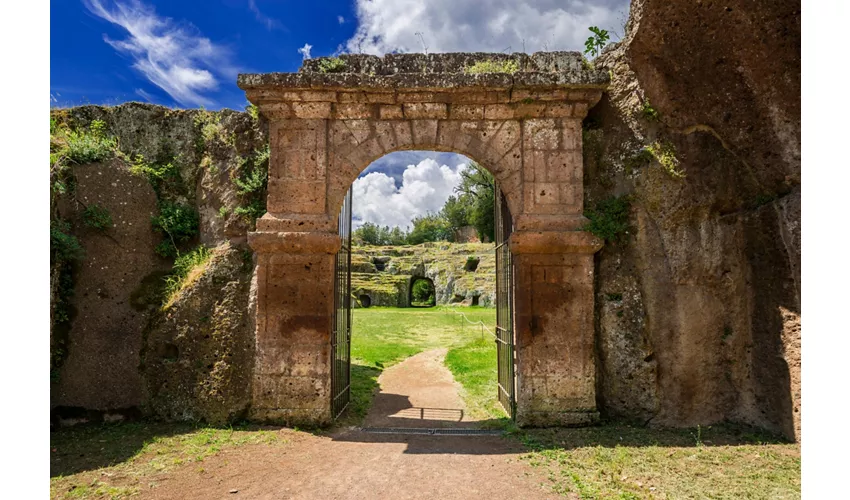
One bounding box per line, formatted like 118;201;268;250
331;189;353;419
494;186;516;419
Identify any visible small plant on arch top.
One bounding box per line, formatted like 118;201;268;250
464;59;520;75
584;26;610;59
317;57;347;73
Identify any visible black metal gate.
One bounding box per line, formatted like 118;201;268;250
494;185;516;419
331;189;353;419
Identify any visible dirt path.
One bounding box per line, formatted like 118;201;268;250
144;430;556;500
363;348;481;428
137;348;557;499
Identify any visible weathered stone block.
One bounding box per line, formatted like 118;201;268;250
449;104;485;120
403;102;448;119
292;102;332;119
379;104;404;120
334;103;373;119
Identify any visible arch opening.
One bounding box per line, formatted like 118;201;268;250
409;277;436;308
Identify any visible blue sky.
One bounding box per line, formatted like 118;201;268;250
50;0;629;227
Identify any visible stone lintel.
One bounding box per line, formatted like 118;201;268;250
248;231;341;254
516;410;600;428
509;231;603;255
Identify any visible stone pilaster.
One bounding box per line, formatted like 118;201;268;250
510;231;603;427
247;228;340;425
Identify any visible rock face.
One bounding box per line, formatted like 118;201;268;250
50;103;267;424
587;0;800;440
351;243;496;308
143;244;255;424
53;159;167;410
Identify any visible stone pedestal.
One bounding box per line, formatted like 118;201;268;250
511;231;603;427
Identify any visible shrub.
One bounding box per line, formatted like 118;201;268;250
583;196;631;243
64;119;118;164
50;220;83;264
82;204;112;231
464;59;519;75
318;57;347;73
151;201;199;258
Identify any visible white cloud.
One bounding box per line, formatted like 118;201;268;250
352;158;467;230
134;88;155;102
337;15;346;24
345;0;629;55
248;0;284;30
297;43;312;60
83;0;235;107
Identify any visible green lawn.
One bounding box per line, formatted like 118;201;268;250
343;306;506;425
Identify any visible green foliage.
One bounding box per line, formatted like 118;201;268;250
129;155;182;194
407;214;453;245
245;103;259;121
584;26;610;59
63;119;118;165
151;201;200;258
317;57;347;73
464;59;520;75
641;99;660;121
606;292;623;301
50;220;83;264
411;279;435;305
583;196;631;244
453;162;496;243
231;146;269;223
162;245;212;306
82;204;112;231
647;140;685;178
353;222;409;246
441;195;470;230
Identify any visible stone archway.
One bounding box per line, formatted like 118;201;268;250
239;52;606;427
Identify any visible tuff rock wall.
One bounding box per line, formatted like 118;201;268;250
587;0;800;440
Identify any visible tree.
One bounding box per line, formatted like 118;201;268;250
454;162;495;242
441;195;470;232
407;214;453;244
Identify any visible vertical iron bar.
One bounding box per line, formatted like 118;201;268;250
331;188;353;419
